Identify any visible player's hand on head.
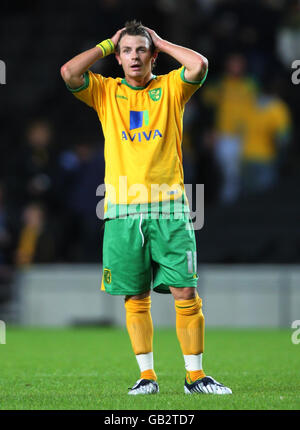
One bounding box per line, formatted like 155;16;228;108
111;28;126;49
145;27;163;52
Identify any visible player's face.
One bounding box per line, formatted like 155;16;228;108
116;35;154;80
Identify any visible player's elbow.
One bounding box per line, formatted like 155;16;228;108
60;64;85;90
198;56;208;75
60;64;71;82
188;56;208;78
193;56;208;82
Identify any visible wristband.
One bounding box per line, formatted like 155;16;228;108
96;39;115;57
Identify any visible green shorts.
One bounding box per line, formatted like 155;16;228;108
101;213;198;295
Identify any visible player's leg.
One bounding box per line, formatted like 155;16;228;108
151;215;232;394
125;291;157;381
102;216;158;394
170;286;206;383
170;288;231;395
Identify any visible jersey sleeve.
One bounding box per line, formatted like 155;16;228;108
66;70;105;111
169;66;208;106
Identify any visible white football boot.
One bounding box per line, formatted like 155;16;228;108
128;379;159;395
184;376;232;395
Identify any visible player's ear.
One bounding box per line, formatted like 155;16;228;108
151;51;158;66
115;53;122;66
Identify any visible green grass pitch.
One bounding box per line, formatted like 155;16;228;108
0;326;299;410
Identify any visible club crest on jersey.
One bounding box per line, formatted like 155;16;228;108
148;88;162;101
103;268;112;284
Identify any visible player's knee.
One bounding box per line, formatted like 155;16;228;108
125;291;151;301
170;287;196;301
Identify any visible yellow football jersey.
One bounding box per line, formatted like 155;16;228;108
202;76;257;135
67;66;207;217
242;98;291;161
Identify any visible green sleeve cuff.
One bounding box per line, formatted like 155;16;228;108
180;66;208;86
66;71;90;93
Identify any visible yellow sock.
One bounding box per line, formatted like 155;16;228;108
175;294;205;379
186;369;206;383
175;294;205;355
141;369;157;381
124;296;153;355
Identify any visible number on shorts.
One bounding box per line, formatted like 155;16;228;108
186;251;197;273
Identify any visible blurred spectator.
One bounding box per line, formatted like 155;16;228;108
240;79;292;195
202;53;257;204
15;203;56;267
4;118;58;212
182;99;200;185
195;129;222;206
54;141;105;262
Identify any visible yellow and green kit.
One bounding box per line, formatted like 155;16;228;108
67;65;207;295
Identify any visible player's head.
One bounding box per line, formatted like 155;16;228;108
115;20;157;79
115;20;155;56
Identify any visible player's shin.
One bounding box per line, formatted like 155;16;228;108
175;294;206;382
124;296;157;381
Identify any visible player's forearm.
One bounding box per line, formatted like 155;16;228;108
158;39;208;81
61;29;124;88
60;47;103;88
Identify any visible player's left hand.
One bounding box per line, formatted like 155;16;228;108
145;27;164;52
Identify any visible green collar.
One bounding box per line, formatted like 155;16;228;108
121;75;157;90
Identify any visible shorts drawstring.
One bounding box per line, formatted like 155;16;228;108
139;214;144;247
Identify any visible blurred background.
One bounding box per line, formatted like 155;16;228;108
0;0;299;328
